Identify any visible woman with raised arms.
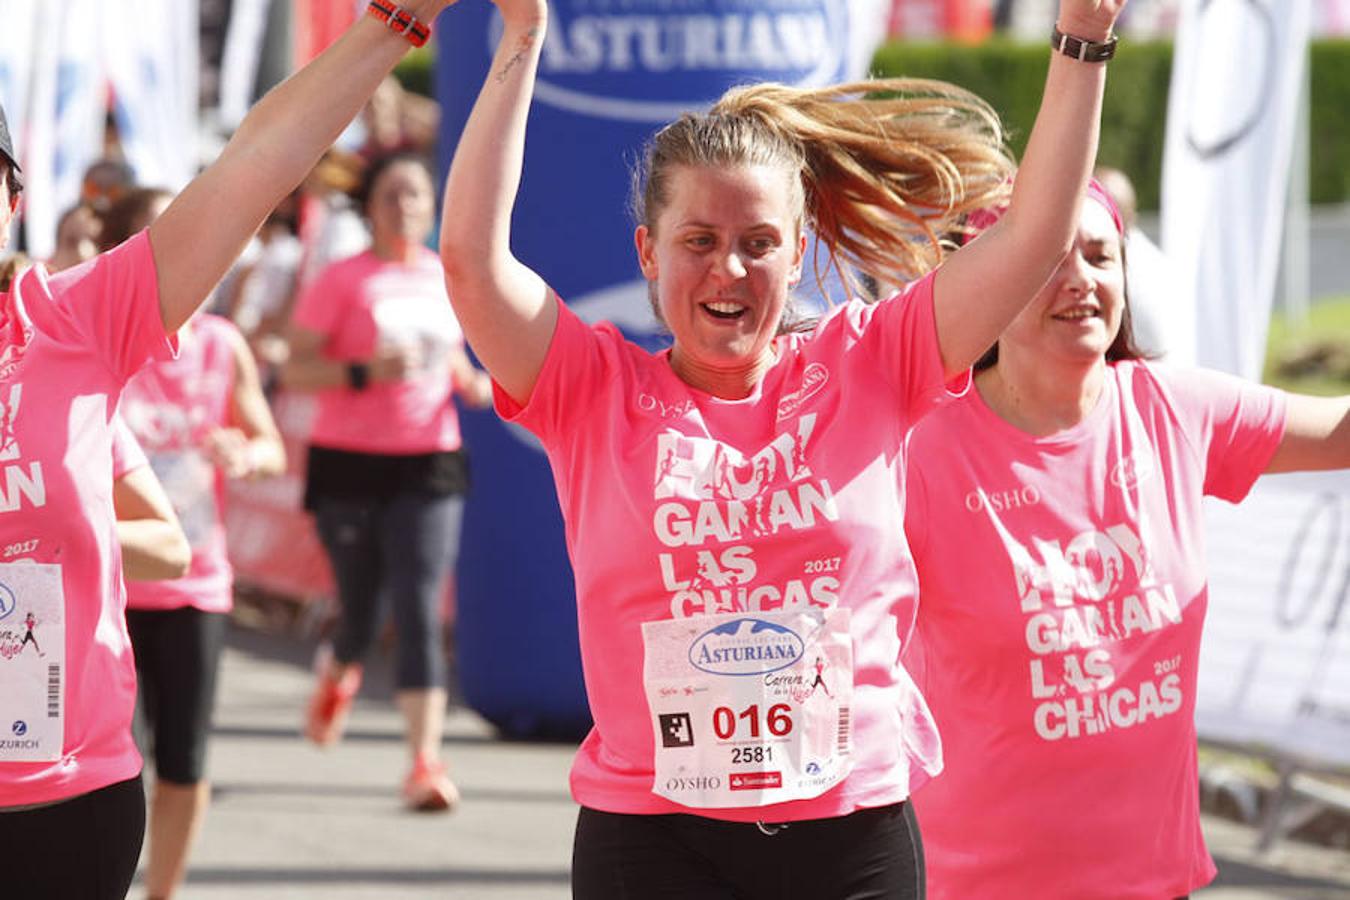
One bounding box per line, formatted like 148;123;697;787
439;0;1127;895
902;181;1350;898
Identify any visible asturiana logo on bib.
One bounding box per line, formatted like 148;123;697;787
689;617;805;676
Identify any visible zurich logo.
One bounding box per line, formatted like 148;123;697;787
12;720;26;737
0;581;14;620
689;618;805;676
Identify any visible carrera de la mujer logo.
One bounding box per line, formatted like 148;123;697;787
689;618;805;676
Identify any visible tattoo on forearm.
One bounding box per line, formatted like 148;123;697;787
495;27;540;83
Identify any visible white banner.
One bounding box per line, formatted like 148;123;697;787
218;0;275;131
103;0;199;192
1161;0;1310;380
22;0;105;260
1198;470;1350;769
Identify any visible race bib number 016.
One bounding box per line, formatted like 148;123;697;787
0;563;65;763
642;607;853;808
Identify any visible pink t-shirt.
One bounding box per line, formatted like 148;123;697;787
0;233;174;806
903;361;1287;899
111;414;149;479
500;273;956;822
291;248;465;455
120;314;239;614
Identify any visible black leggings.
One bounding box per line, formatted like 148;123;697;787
572;802;924;900
127;606;228;784
0;775;146;899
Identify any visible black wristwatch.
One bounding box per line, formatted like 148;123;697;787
1051;25;1118;63
347;362;371;391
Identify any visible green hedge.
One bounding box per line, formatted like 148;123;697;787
393;44;436;98
397;37;1350;209
872;38;1350;210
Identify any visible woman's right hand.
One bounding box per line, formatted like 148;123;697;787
1056;0;1126;41
370;342;422;383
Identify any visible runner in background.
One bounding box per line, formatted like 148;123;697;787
111;415;192;584
102;187;286;900
283;151;492;813
0;5;457;896
903;182;1350;899
438;0;1124;893
47;203;104;273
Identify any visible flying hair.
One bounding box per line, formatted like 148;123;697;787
632;77;1015;303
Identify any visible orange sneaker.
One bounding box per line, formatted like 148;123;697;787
304;646;362;747
403;754;460;813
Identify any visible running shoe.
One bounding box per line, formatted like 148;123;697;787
304;645;362;747
402;754;460;813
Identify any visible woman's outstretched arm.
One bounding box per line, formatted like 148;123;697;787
1265;393;1350;474
150;2;453;334
438;0;556;406
933;0;1126;378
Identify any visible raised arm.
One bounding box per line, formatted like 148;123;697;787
438;0;556;405
149;2;451;334
933;0;1126;377
1265;393;1350;474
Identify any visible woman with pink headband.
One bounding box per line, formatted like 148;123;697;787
902;182;1350;898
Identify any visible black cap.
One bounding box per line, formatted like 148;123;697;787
0;102;20;174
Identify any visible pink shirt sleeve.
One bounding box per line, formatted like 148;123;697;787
44;229;174;383
1145;363;1287;503
834;271;963;418
290;260;346;338
494;296;619;443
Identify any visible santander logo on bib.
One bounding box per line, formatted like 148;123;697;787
689;617;805;676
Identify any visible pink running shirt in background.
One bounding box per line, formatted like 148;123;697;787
120;314;241;614
111;414;149;479
291;248;466;455
904;361;1286;899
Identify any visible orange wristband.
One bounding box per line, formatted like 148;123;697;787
367;1;432;48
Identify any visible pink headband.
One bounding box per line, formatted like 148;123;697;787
1085;177;1126;236
960;177;1125;245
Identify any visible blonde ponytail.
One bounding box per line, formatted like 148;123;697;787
635;77;1013;301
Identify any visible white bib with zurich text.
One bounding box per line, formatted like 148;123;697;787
0;563;65;763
